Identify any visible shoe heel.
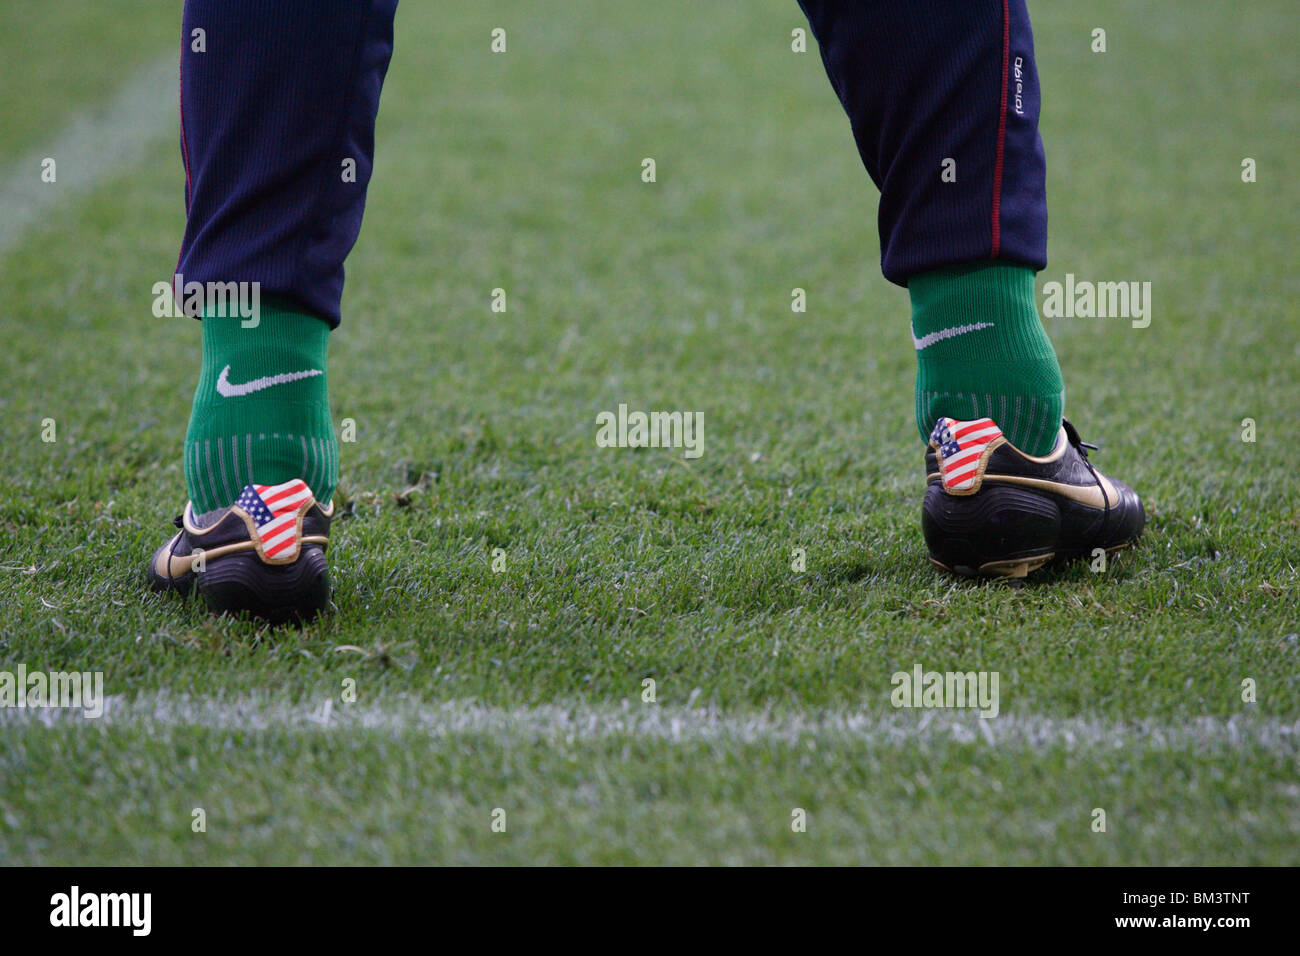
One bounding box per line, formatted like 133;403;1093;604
197;546;330;624
922;482;1060;578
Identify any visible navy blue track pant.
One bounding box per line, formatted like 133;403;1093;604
176;0;397;327
798;0;1047;284
176;0;1047;327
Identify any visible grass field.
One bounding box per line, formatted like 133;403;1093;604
1;0;1297;865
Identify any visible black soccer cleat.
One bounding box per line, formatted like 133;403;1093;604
147;478;333;623
922;416;1144;578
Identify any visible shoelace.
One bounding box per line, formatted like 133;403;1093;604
165;514;186;577
1063;419;1110;526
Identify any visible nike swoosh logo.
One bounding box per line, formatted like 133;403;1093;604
912;322;995;350
216;365;323;398
981;473;1119;510
153;534;254;579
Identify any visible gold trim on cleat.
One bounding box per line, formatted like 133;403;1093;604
978;553;1054;578
928;553;1054;579
183;495;326;566
980;472;1119;510
154;537;256;579
154;532;330;581
1002;427;1069;464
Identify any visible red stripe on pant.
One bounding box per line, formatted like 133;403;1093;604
991;0;1010;258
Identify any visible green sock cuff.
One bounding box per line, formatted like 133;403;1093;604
909;262;1064;456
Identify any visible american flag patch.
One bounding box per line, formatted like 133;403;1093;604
234;479;314;561
930;417;1004;493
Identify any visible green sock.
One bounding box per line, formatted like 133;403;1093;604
909;262;1064;456
184;298;337;513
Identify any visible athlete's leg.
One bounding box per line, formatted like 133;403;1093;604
798;0;1143;576
151;0;398;618
797;0;1060;456
179;0;397;511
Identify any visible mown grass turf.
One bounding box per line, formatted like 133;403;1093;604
0;0;1297;865
7;710;1294;865
0;0;180;156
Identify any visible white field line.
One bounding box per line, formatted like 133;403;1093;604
0;55;177;255
3;694;1296;752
